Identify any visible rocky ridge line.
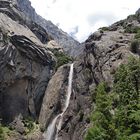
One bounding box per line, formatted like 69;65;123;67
17;0;83;57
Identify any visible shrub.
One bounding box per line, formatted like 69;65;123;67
0;124;4;140
0;123;11;140
135;30;140;39
100;26;109;31
130;39;140;54
53;50;73;69
85;83;115;140
113;57;140;139
124;26;140;34
23;117;35;134
85;126;107;140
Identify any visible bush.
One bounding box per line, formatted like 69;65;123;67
23;117;35;134
124;26;140;34
85;83;115;140
130;40;140;54
113;57;140;139
53;50;73;69
0;124;4;140
135;30;140;39
0;123;11;140
100;27;109;31
85;126;107;140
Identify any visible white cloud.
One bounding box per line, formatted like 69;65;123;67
30;0;140;42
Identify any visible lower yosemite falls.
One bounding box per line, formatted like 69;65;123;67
44;63;74;140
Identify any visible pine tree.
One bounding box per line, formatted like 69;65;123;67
85;57;140;140
85;83;116;140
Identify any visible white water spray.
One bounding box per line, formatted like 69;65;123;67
44;63;74;140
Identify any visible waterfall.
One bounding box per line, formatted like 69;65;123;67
43;115;60;140
44;63;74;140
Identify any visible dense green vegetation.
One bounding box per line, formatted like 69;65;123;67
130;40;140;54
129;26;140;54
0;124;5;140
53;50;73;69
85;83;115;140
0;123;12;140
85;57;140;140
23;117;35;134
0;117;39;139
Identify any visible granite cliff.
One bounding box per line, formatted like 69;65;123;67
40;10;140;140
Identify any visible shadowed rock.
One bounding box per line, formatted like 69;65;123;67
0;31;55;123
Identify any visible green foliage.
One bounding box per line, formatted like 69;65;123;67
23;117;35;134
53;50;73;69
0;124;4;140
124;26;140;34
0;123;12;140
127;26;140;55
85;57;140;140
85;83;116;140
0;117;39;139
100;27;109;31
130;40;140;54
135;30;140;39
85;126;107;140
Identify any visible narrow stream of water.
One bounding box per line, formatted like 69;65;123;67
44;63;74;140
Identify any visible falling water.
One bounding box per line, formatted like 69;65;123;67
43;114;61;140
44;63;74;140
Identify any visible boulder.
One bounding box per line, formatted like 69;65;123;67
10;115;25;134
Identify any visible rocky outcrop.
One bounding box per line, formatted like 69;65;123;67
0;1;78;140
0;32;55;123
47;40;64;52
0;0;52;44
55;11;140;140
16;0;82;57
0;0;82;57
0;0;57;126
39;64;70;130
136;8;140;23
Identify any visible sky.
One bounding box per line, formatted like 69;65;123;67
29;0;140;42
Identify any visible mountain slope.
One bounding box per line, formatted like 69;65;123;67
0;0;140;140
16;0;82;57
0;0;56;139
50;10;140;140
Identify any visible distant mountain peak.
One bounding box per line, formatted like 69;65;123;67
17;0;82;57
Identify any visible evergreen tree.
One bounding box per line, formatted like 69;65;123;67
85;57;140;140
114;57;140;140
85;83;116;140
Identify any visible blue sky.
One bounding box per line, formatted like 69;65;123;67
30;0;140;42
